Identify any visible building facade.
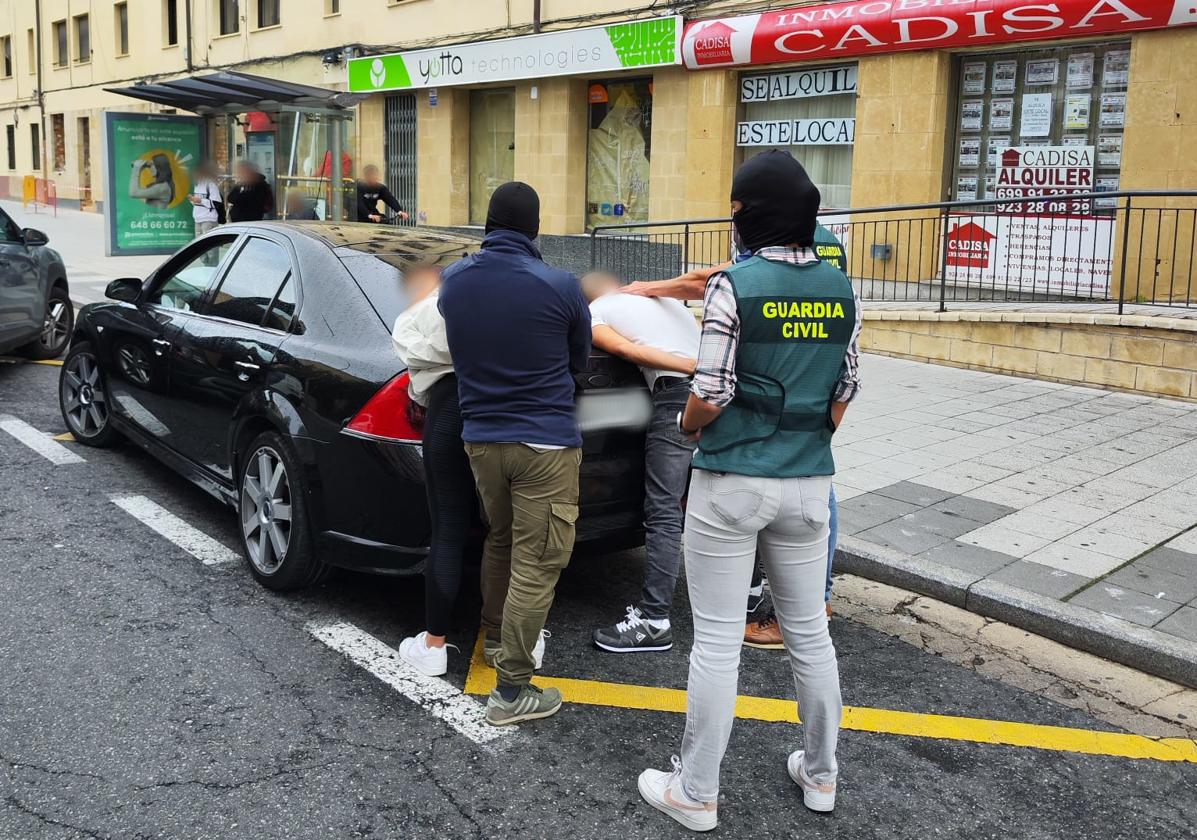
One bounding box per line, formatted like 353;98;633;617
1;0;1193;231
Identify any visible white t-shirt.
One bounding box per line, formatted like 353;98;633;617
191;178;221;224
589;293;700;389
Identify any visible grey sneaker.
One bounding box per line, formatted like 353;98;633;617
483;631;547;670
593;605;673;653
485;684;563;726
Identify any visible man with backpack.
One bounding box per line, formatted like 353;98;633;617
188;161;224;235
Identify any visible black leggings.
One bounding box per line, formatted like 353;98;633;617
422;374;475;637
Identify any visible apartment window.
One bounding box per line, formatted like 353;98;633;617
115;3;129;56
74;14;90;63
26;29;34;73
5;125;15;170
52;20;67;67
325;0;341;13
257;0;280;28
219;0;240;35
1;37;11;78
30;124;40;170
164;0;179;46
51;114;65;171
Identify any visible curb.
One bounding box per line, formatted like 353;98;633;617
835;535;1197;690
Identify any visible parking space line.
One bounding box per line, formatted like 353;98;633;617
0;414;85;465
463;637;1197;764
110;495;239;566
307;620;514;746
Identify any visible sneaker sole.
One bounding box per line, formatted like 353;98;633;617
743;640;786;650
593;640;673;653
637;775;717;832
786;758;835;813
485;701;562;727
400;658;448;677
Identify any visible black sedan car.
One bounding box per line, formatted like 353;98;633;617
60;222;647;589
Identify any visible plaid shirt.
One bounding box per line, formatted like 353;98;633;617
692;246;863;408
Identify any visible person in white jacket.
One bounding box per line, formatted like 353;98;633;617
391;265;476;676
188;161;223;236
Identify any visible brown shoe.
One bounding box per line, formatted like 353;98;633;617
744;612;785;649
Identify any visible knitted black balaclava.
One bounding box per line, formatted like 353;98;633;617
730;151;821;251
485;181;540;240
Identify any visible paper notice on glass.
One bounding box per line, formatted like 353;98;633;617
992;61;1017;94
1020;94;1053;137
1064;93;1090;130
1103;50;1130;88
1062;135;1089;146
961;100;983;132
957;176;978;201
984;174;996;199
1026;59;1059;86
959;137;981;168
989;98;1014;131
1067;53;1094;89
988;135;1010;166
1095;175;1119;208
1098;134;1123;167
1099;93;1125;128
962;62;987;95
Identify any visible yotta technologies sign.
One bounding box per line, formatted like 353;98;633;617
348;16;681;92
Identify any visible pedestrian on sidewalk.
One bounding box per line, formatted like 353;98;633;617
392;266;479;678
226;161;273;223
355;164;408;223
188;161;224;236
638;151;861;832
580;271;699;654
438;182;591;726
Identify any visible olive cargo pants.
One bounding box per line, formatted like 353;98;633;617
465;442;581;687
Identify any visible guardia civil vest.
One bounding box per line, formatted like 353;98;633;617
813;224;847;273
693;255;856;478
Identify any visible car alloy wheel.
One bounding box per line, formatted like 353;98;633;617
40;299;71;353
241;446;293;575
61;351;109;438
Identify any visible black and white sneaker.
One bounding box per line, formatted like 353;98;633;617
593;605;673;653
746;582;766;615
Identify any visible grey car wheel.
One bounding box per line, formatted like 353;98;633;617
240;445;293;576
61;349;109;439
40;299;71;353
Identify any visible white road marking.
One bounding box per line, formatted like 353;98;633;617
0;414;84;465
110;495;239;566
306;620;513;746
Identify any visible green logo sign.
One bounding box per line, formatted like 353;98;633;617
605;18;678;67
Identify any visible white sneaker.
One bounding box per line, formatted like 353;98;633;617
399;632;453;677
637;756;717;832
787;750;836;812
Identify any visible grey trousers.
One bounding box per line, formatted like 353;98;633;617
679;469;841;802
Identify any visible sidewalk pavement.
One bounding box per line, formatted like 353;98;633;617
836;353;1197;686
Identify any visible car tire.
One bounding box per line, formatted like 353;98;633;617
24;285;73;360
238;430;328;591
59;341;119;447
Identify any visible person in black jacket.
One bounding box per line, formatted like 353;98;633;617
226;161;274;223
355;164;408;222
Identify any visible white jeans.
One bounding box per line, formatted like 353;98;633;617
680;469;841;802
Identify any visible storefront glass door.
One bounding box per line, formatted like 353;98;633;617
586;78;653;229
469;88;515;226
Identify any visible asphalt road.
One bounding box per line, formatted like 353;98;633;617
1;358;1195;840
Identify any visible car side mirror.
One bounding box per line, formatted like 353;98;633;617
22;228;48;246
105;277;143;303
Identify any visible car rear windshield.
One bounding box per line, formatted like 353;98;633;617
337;254;412;328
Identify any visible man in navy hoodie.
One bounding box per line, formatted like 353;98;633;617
439;182;591;726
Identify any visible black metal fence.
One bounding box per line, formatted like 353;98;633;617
590;191;1197;313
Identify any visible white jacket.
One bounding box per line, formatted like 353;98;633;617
391;291;454;406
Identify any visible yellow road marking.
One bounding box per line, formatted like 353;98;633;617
30;359;64;366
53;432;75;442
0;356;63;366
465;636;1197;764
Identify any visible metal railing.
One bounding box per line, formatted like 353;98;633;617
590;191;1197;313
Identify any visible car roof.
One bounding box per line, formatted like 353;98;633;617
225;221;482;268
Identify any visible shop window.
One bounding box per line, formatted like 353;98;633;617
5;125;15;170
219;0;240;36
469;88;515;226
950;41;1129;213
736;64;857;209
256;0;280;29
586;78;652;229
164;0;179;46
115;3;129;56
73;14;89;63
51;114;65;171
1;37;11;78
325;0;341;13
30;123;40;170
52;20;67;67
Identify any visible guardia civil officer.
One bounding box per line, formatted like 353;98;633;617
637;151;862;832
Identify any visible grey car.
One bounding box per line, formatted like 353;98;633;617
0;204;72;359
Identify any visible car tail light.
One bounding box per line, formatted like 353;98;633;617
344;372;424;443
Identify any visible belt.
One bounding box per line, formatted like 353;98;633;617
653;376;692;394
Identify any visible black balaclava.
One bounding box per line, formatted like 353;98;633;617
730;150;821;252
485;181;540;240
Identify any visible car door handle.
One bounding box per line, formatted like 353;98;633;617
234;361;260;371
151;338;170;356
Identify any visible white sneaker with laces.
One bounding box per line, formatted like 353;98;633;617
787;750;836;812
638;756;717;832
399;632;455;677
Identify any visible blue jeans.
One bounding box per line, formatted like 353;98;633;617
749;484;838;605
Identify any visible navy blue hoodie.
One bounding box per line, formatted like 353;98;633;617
438;230;591;447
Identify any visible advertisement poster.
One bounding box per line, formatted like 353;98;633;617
957;175;978;201
962;62;987;95
1064;93;1091;129
1067;53;1094;88
1103;50;1130;87
984;174;997;198
1095;175;1120;208
1019;94;1053;137
1062;135;1089;147
992;61;1017;93
959;137;981;168
1100;93;1126;127
961;100;983;131
990;98;1014;132
943;213;1114;297
103;112;204;256
1098;134;1123;166
1025;59;1059;86
988;135;1010;167
995;145;1095;215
